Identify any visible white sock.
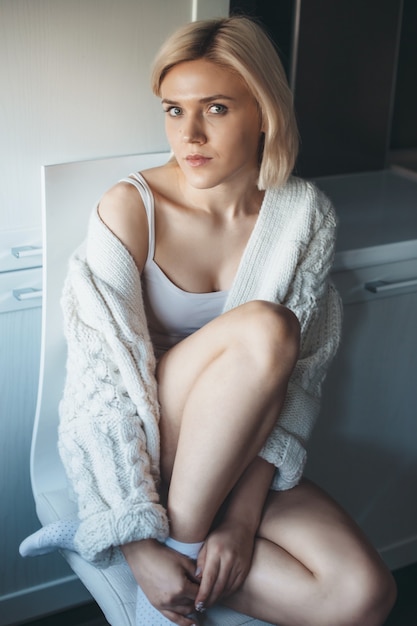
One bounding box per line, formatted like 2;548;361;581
19;517;79;557
164;536;204;561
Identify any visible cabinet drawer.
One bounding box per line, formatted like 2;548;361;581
332;257;417;304
0;228;42;273
0;267;42;313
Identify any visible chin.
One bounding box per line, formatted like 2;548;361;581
184;166;239;189
181;170;222;190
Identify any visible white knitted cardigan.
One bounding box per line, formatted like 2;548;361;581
58;175;342;567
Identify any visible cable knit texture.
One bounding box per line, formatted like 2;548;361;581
58;175;342;567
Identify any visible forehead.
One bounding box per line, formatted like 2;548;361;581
160;59;251;100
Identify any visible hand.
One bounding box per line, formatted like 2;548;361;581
194;520;255;611
122;539;200;626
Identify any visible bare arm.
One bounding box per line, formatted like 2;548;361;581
97;181;149;272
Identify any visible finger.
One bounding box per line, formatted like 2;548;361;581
221;568;242;599
204;563;230;607
162;608;198;626
204;554;243;606
228;569;247;596
194;556;220;609
182;557;202;586
195;544;206;578
182;579;200;603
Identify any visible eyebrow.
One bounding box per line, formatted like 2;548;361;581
161;94;236;105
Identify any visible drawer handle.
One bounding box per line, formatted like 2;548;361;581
365;278;417;293
11;245;43;258
13;287;43;301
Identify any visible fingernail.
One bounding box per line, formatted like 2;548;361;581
195;565;202;577
196;601;206;613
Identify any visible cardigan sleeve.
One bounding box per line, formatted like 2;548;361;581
58;249;169;567
259;196;343;490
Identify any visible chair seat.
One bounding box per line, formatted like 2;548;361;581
35;488;275;626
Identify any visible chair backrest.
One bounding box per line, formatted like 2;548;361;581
31;152;170;507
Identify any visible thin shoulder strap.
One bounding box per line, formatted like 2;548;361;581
120;172;155;263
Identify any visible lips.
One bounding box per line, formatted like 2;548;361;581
185;154;212;167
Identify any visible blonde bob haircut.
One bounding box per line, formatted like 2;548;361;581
151;16;299;189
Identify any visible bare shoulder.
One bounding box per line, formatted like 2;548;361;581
141;161;179;201
98;181;148;272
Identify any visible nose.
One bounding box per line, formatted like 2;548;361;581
181;114;206;144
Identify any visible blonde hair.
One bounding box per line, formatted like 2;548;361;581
151;16;298;189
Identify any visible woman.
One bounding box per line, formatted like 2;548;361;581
21;16;396;626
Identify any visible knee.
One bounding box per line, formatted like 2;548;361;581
335;559;397;626
354;563;397;626
239;300;300;373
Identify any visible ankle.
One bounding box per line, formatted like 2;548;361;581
165;536;204;560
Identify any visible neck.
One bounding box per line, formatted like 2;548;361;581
176;168;264;219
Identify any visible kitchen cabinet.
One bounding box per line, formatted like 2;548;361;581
307;169;417;570
0;231;89;626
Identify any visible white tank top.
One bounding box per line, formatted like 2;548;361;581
122;173;228;358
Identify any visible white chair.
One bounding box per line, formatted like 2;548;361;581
31;152;275;625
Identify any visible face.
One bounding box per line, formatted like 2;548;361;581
160;59;263;190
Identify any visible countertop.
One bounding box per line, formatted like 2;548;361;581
313;168;417;270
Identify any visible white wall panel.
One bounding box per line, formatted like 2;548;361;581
0;0;191;232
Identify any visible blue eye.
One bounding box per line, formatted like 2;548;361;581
209;104;227;114
166;106;182;117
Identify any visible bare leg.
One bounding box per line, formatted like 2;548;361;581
156;300;396;626
157;300;300;541
222;480;396;626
